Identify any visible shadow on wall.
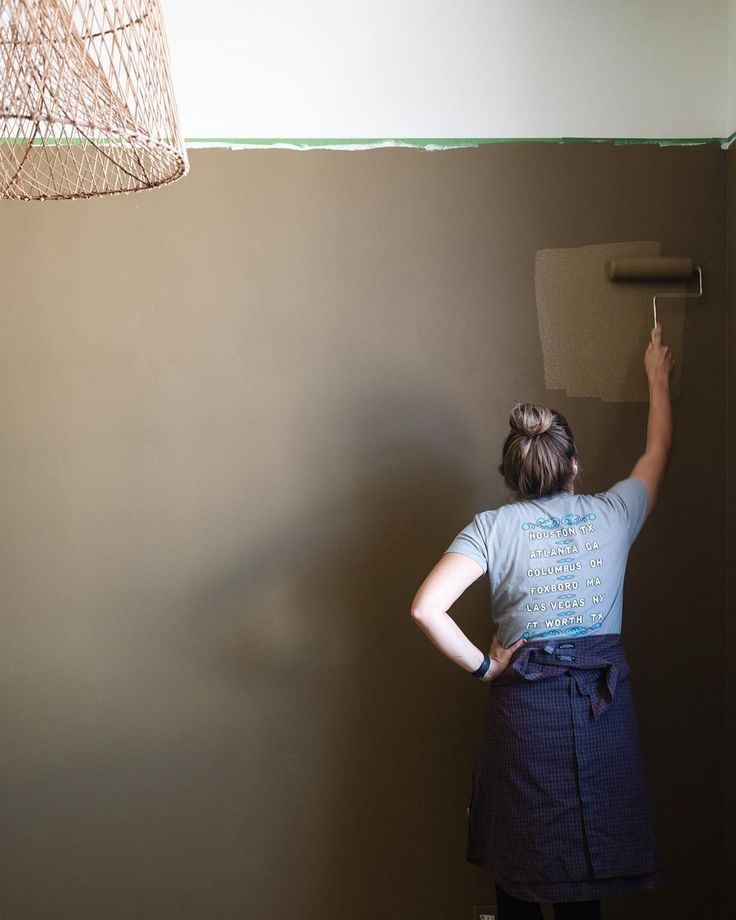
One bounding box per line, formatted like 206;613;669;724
156;389;492;919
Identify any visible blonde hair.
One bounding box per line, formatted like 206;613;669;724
498;403;578;499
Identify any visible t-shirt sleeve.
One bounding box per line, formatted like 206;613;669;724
606;477;650;544
443;514;488;574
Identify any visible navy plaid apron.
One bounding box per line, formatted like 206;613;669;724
466;634;666;902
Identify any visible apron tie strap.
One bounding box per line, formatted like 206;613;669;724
504;641;623;719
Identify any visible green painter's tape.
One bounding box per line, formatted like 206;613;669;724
184;135;733;149
8;134;734;149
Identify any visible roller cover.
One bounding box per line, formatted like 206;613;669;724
607;256;694;281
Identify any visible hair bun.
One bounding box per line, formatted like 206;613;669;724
509;403;555;437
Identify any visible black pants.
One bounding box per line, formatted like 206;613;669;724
495;883;601;920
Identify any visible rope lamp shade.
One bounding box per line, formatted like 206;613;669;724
0;0;188;200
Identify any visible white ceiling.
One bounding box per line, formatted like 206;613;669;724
162;1;734;145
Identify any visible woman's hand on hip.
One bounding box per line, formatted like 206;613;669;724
481;633;528;681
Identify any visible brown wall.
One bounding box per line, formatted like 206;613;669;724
0;143;727;919
728;142;735;920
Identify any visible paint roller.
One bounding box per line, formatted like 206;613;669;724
606;256;703;327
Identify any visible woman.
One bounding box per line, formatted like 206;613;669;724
411;324;672;919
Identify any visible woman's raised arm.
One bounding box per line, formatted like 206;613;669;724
630;322;674;512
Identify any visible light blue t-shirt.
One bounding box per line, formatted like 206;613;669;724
443;478;650;646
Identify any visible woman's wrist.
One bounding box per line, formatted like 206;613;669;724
471;653;493;680
471;654;498;682
480;659;498;682
647;372;671;392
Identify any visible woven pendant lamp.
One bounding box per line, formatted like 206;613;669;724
0;0;188;200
